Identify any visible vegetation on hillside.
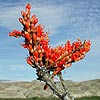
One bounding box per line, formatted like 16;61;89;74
0;96;100;100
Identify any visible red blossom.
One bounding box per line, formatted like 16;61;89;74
9;3;91;76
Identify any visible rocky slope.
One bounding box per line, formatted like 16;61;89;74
0;79;100;98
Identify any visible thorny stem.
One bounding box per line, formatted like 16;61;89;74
30;61;74;100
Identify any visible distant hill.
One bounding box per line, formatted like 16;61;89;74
0;80;12;83
0;79;100;98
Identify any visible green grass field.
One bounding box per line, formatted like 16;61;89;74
0;96;100;100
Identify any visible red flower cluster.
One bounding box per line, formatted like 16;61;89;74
9;4;91;76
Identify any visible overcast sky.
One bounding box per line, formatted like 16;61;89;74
0;0;100;82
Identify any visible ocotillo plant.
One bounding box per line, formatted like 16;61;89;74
9;3;91;100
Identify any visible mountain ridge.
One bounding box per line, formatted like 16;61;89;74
0;79;100;98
